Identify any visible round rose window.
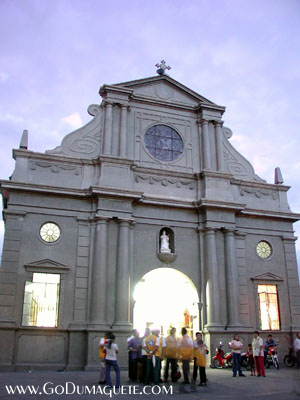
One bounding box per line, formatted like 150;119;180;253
144;124;184;162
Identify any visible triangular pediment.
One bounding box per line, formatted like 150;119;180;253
24;259;69;271
251;272;283;282
114;75;217;106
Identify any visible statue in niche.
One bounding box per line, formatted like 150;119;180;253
160;230;171;254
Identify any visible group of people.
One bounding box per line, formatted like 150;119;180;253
230;332;280;377
229;331;267;377
99;327;208;388
99;329;300;388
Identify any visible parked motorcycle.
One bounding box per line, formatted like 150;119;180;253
212;342;233;369
283;347;296;368
265;345;279;369
241;351;250;370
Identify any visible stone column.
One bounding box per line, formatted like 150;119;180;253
89;217;109;327
198;228;206;330
201;119;212;169
114;219;131;327
119;105;128;157
204;228;221;328
215;121;225;171
103;102;113;155
223;229;241;327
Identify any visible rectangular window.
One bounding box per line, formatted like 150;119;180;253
257;284;280;330
22;273;60;327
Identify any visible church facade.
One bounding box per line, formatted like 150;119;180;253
0;71;299;370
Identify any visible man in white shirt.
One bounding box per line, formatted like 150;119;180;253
294;332;300;369
252;331;265;377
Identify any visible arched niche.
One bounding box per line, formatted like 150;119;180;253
158;227;175;254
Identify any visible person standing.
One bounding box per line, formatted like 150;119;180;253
158;333;166;383
98;332;109;384
105;334;120;388
143;328;160;385
252;331;265;377
128;329;142;381
192;332;202;382
247;343;255;376
294;332;300;369
164;327;178;382
194;339;207;386
179;327;193;384
127;330;135;381
141;328;151;383
230;333;246;377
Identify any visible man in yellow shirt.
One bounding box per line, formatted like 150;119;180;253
179;327;193;384
164;327;178;382
143;328;160;385
98;332;109;384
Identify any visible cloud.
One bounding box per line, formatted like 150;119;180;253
0;113;24;124
61;113;83;130
0;72;8;82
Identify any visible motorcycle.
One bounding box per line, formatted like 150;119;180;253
240;351;251;370
265;345;279;369
212;342;233;369
283;347;296;368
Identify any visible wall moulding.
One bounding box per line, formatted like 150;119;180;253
135;174;195;190
240;187;279;200
29;161;82;176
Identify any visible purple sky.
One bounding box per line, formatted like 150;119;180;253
0;0;300;268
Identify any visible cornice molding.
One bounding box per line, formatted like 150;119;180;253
230;177;291;192
90;186;143;201
132;165;195;180
24;259;70;272
0;180;89;198
99;84;134;98
239;208;300;222
195;199;246;212
251;272;284;282
139;195;194;209
12;149;96;166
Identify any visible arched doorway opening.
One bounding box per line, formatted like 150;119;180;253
133;268;199;337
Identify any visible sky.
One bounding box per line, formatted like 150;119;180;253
0;0;299;268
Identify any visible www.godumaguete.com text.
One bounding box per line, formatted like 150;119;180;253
5;382;173;397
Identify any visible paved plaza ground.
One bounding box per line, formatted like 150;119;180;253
0;366;299;400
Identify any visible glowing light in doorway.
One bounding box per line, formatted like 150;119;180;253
133;268;199;336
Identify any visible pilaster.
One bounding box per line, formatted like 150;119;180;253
113;219;132;329
88;217;110;329
201;119;212;170
223;228;241;327
103;102;113;155
204;227;222;329
215;120;225;171
119;105;129;157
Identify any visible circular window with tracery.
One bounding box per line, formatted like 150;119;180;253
40;222;61;243
144;124;184;162
256;240;272;259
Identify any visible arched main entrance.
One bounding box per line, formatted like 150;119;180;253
133;268;199;337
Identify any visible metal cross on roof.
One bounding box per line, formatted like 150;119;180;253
155;60;171;75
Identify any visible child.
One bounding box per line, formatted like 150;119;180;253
247;343;255;376
105;334;120;388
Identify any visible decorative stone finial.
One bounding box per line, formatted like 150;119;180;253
274;167;284;184
155;60;171;75
19;129;28;149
